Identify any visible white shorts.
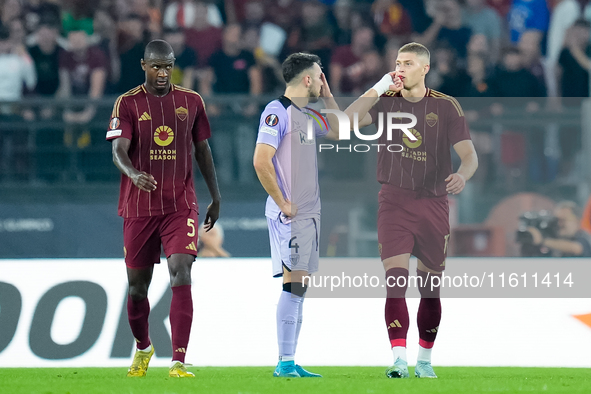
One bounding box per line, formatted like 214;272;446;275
267;215;320;277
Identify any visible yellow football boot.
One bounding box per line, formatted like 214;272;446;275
126;345;155;377
169;361;195;378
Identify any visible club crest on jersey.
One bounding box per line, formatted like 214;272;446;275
110;117;120;130
402;128;422;148
154;125;174;146
265;114;279;127
289;254;300;265
176;106;188;121
426;112;438;127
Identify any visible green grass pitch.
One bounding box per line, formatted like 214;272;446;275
1;367;590;393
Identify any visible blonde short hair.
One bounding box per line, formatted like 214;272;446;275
399;42;430;64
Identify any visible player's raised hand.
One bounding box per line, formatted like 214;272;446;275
132;171;157;192
388;72;403;92
280;199;298;220
320;72;332;98
203;200;220;232
445;173;466;195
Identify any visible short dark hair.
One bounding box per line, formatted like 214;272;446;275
144;39;175;60
282;53;321;85
574;18;591;29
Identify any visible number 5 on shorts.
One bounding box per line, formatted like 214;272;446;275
187;218;195;237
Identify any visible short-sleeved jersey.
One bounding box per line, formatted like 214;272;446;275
372;88;471;197
256;96;328;221
106;84;211;218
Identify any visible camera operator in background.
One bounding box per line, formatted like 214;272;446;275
526;201;591;257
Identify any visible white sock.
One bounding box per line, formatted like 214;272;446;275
417;345;432;362
279;355;294;362
392;346;407;363
277;291;303;360
139;344;152;352
294;295;304;353
170;360;183;367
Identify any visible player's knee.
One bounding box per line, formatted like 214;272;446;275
128;284;149;301
283;282;307;297
385;267;408;298
417;269;441;298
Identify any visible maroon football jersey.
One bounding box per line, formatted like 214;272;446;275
371;88;471;196
106;84;211;218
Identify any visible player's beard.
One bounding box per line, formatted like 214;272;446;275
308;85;320;103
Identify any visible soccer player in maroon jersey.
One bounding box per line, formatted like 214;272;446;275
106;40;221;378
344;42;478;378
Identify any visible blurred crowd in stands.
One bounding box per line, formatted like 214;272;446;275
1;0;591;187
2;0;591;108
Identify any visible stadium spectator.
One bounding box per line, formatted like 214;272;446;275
428;44;470;97
58;30;107;124
545;0;580;97
202;24;261;96
29;23;61;98
1;0;22;28
92;9;119;94
62;0;95;36
330;26;376;93
0;26;36;181
266;0;302;33
163;28;197;89
462;0;502;62
416;0;472;59
0;26;36;103
372;0;413;37
117;15;146;93
163;0;223;29
129;0;162;39
22;0;61;35
184;1;223;69
488;47;545;97
398;0;432;33
518;30;546;89
299;1;334;66
197;223;230;257
508;0;550;44
463;53;493;97
558;19;591;97
384;37;402;71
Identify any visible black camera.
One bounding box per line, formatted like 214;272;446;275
515;211;559;257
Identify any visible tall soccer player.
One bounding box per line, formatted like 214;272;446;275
344;42;478;378
253;53;339;378
106;40;221;378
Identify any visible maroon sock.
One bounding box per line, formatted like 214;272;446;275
417;270;442;348
385;268;409;348
170;285;193;363
127;295;151;350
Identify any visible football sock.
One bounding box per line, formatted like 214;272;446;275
139;344;152;352
277;288;303;360
170;285;193;363
127;295;151;350
417;270;441;354
392;346;407;362
294;294;304;354
385;268;409;362
417;345;432;362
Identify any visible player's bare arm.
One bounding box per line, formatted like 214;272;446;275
194;139;221;231
446;140;478;195
343;73;402;131
112;137;157;192
319;72;342;140
253;143;297;218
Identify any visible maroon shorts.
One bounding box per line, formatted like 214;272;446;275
377;184;450;272
123;209;198;269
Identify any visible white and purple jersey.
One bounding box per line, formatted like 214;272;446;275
256;95;329;222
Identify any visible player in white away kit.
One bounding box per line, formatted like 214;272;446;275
253;53;339;378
